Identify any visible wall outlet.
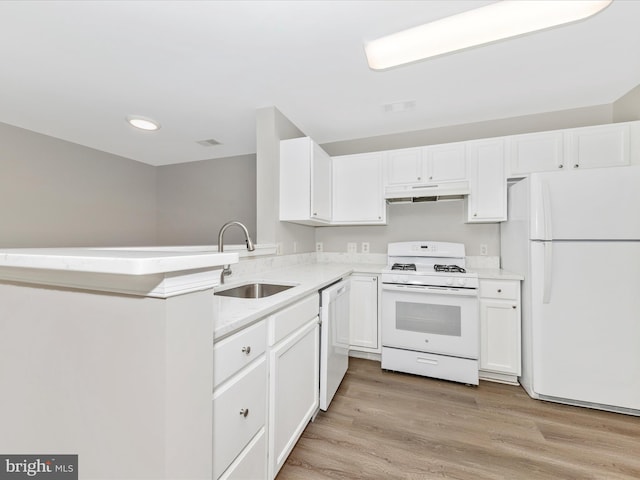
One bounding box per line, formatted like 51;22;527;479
316;242;323;252
361;242;370;254
480;244;488;256
347;242;357;254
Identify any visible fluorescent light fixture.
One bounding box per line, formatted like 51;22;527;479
365;0;613;70
126;115;161;131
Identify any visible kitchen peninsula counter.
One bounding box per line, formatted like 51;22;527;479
0;246;239;479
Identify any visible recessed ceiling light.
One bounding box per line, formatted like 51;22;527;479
365;0;613;70
126;115;161;131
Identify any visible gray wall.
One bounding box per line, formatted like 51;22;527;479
613;84;640;121
156;154;256;245
0;122;156;247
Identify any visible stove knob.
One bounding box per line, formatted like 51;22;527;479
446;278;454;286
456;278;467;286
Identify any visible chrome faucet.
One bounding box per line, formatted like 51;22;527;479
217;221;255;284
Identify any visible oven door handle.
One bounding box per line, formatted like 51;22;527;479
381;283;478;297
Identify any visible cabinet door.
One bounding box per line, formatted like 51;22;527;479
385;148;423;185
507;131;564;176
332;153;386;224
466;138;507;222
269;319;319;479
565;123;630;170
349;274;379;351
480;299;520;375
424;143;466;182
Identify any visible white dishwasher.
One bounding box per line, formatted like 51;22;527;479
319;279;350;411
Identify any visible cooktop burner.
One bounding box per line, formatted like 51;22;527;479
391;263;417;271
434;264;467;273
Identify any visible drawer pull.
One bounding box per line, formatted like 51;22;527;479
241;346;251;355
512;305;517;309
239;408;249;418
497;289;502;293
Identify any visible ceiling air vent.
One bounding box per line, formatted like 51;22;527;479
196;138;221;147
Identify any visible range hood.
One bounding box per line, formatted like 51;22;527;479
385;181;470;204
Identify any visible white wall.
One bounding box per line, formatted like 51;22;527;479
156;154;256;245
0;121;156;247
316;200;498;256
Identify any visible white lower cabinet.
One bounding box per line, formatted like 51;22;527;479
213;355;267;479
213;319;268;480
478;279;521;385
268;302;319;478
213;293;320;480
349;273;379;352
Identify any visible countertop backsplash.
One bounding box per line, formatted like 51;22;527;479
224;252;500;283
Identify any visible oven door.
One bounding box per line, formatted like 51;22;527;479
381;283;479;359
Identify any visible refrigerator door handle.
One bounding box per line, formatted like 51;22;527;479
541;180;553;241
542;241;553;304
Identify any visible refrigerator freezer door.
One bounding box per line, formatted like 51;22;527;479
529;166;640;240
530;240;640;410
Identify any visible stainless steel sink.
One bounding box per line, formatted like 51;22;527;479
215;282;295;299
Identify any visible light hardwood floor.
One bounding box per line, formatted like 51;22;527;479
277;358;640;480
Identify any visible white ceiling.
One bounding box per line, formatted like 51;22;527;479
1;0;639;166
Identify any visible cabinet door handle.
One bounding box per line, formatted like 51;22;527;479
558;164;564;169
241;346;251;355
417;176;421;181
239;408;249;418
573;164;579;168
497;289;502;293
512;305;517;309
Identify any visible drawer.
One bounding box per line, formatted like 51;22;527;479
214;320;266;389
381;347;479;385
219;428;266;480
479;280;519;300
213;357;266;480
269;294;319;345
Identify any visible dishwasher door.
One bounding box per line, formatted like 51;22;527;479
319;279;350;411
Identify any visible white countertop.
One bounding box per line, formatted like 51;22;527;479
213;261;522;340
213;263;383;339
472;268;524;281
0;248;239;275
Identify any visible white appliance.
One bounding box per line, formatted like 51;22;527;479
381;242;480;385
501;166;640;415
319;279;350;411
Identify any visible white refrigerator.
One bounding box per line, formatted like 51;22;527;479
501;166;640;414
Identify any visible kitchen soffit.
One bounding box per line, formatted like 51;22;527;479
0;0;638;166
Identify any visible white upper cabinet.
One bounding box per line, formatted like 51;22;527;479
466;138;507;223
385;147;423;185
507;122;632;176
385;144;467;186
507;131;564;176
565;123;630;169
280;137;332;225
423;143;467;182
332;152;386;225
